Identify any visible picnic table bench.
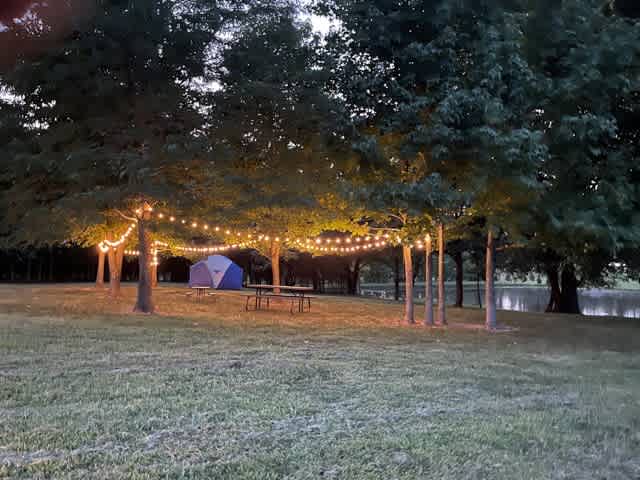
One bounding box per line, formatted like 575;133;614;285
186;286;216;302
245;284;314;313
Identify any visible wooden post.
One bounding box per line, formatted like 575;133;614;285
437;223;446;325
402;244;414;324
485;229;497;330
424;234;434;326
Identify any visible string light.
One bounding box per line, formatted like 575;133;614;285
98;223;137;253
117;208;435;257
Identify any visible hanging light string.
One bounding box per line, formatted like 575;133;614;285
98;222;137;253
148;209;433;250
111;208;435;259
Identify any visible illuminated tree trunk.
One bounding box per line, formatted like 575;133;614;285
424;235;434;326
107;243;121;297
437;223;446;325
485;229;497;330
96;248;105;287
151;262;158;288
402;245;414;324
270;240;281;293
134;215;154;314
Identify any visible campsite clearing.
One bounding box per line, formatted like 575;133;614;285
1;284;639;479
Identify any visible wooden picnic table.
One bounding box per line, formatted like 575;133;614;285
245;284;314;313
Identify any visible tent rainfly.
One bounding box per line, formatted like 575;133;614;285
189;255;243;290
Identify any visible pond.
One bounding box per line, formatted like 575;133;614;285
359;284;640;319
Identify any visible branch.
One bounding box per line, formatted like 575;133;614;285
114;209;137;222
387;213;406;224
368;225;400;232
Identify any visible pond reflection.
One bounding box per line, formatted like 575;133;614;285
361;284;640;319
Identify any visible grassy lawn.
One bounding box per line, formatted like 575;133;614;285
1;284;639;479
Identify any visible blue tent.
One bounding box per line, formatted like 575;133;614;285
189;255;243;290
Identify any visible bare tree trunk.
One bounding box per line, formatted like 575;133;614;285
485;229;497;330
402;245;414;324
96;249;106;288
270;240;281;293
437;223;446;325
134;215;154;314
424;234;434;326
545;266;561;312
454;251;464;308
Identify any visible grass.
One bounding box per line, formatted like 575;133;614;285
1;284;639;479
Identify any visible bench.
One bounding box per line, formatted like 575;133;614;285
245;293;314;313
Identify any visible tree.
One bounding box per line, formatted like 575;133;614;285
504;0;640;314
1;0;246;312
323;0;546;329
195;5;358;291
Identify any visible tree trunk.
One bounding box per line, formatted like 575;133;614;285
545;266;561;312
393;253;400;301
151;262;158;288
96;249;106;288
485;229;497;330
424;235;434;326
476;269;482;308
270;240;281;293
116;244;125;278
437;223;446;325
559;264;581;314
402;245;414;324
107;247;121;297
454;251;463;308
346;258;361;295
134;216;154;314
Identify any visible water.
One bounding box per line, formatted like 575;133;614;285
360;284;640;319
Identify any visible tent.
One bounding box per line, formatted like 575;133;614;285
189;255;243;290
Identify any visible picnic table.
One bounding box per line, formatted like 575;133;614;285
245;284;314;313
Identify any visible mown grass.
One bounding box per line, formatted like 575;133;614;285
0;284;639;479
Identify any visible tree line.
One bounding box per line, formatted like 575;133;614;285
1;0;639;328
